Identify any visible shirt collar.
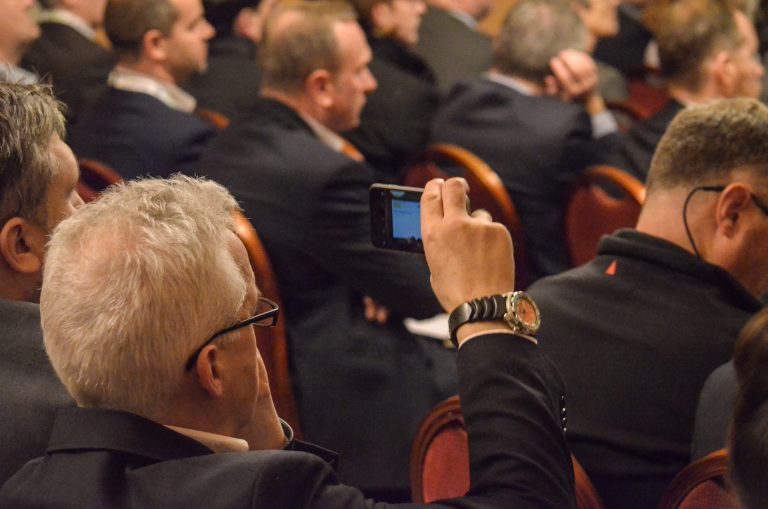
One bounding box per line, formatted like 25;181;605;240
448;10;477;29
0;64;38;85
298;112;345;153
108;66;198;113
38;9;96;41
165;425;250;453
484;71;537;96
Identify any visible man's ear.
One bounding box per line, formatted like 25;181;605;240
305;69;335;108
711;49;736;97
142;29;168;62
0;218;46;275
194;345;226;398
715;184;751;237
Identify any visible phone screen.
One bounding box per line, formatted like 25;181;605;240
391;198;421;242
370;184;424;252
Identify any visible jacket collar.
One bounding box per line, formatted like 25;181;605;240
599;229;763;312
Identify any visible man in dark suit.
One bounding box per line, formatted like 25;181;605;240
0;174;576;509
430;0;619;283
345;0;440;182
68;0;217;179
527;98;768;509
185;0;274;120
414;0;493;97
22;0;115;125
199;2;456;500
608;0;764;180
0;83;81;485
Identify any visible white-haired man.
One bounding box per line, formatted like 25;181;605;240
0;82;83;485
0;175;575;508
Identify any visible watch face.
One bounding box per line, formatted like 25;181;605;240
508;292;541;334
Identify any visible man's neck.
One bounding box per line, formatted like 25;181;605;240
0;44;24;67
486;70;545;95
118;61;178;86
668;83;720;106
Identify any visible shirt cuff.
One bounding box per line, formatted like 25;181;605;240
591;110;619;139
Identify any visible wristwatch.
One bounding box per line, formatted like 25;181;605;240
448;291;540;347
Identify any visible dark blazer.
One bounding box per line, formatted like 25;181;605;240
609;100;684;181
184;36;261;121
691;361;737;460
414;8;492;97
68;87;218;179
198;98;455;494
0;334;575;509
593;4;653;76
0;299;74;486
430;77;594;282
344;37;441;183
528;229;762;509
22;22;114;125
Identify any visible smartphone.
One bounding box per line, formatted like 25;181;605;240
370;184;424;252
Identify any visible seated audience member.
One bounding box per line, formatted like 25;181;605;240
0;0;40;84
571;0;628;102
185;0;276;120
413;0;493;97
68;0;217;179
199;2;456;499
729;308;768;509
430;0;618;283
527;97;768;509
0;83;81;485
344;0;440;182
593;0;654;77
0;175;576;509
22;0;115;125
608;0;764;179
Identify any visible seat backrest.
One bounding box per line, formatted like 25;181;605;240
195;107;230;130
403;143;531;289
656;449;738;509
77;158;124;202
410;395;605;508
231;211;303;438
565;165;645;267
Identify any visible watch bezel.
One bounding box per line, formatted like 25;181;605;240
503;291;541;335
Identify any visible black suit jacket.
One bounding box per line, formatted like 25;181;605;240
183;36;261;121
69;87;217;179
0;300;73;486
430;77;595;282
691;361;737;460
0;334;575;509
198;98;455;493
21;22;114;125
609;100;684;181
344;37;441;182
528;230;761;509
413;8;492;97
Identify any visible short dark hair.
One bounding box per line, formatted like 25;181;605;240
259;1;356;94
0;83;66;228
645;0;739;90
646;98;768;194
105;0;180;60
493;0;586;84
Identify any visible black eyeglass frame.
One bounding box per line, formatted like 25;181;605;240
696;185;768;215
184;297;279;371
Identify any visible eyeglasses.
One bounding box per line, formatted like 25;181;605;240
695;185;768;216
184;297;279;371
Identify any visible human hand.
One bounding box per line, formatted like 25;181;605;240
546;49;605;114
363;296;389;324
421;178;515;314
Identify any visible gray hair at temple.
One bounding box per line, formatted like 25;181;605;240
647;98;768;194
0;82;65;228
41;176;247;419
493;0;587;85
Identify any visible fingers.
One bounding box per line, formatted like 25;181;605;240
549;49;598;101
471;208;492;222
441;178;471;219
421;178;445;224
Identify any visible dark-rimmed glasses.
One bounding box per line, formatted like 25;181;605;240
184;297;279;371
695;185;768;216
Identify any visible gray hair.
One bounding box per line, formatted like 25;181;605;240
41;176;247;417
0;83;66;228
647;98;768;193
493;0;587;84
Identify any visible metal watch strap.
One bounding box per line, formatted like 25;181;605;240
448;294;507;347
